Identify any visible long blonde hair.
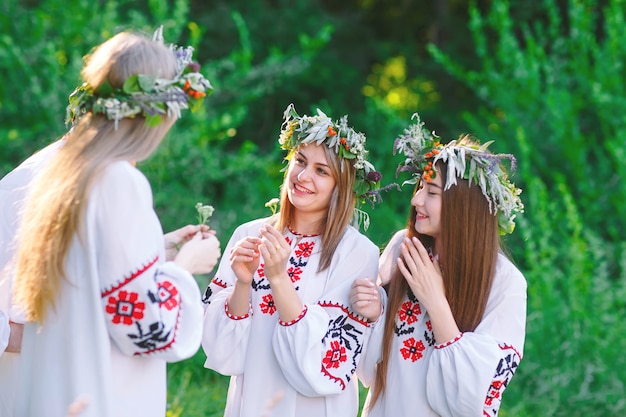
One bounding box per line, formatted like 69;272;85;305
273;143;357;271
13;32;178;322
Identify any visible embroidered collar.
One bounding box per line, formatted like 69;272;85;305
287;225;320;238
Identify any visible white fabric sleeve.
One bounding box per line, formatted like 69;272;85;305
427;256;527;417
201;224;254;375
356;230;403;386
355;286;387;387
0;310;9;354
272;233;379;396
94;162;203;362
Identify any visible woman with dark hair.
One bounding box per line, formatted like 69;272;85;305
351;116;526;417
12;28;219;417
202;103;383;417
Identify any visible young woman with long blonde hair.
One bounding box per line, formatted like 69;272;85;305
11;28;219;417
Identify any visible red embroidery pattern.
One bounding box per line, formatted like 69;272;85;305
483;344;521;416
278;305;308;326
321;366;346;390
434;332;463;349
398;300;421;324
259;294;277;315
106;291;145;325
255;235;317;316
156;280;179;310
287;266;303;283
400;337;426;362
318;301;370;326
101;256;158;297
224;300;252;320
211;277;228;289
295;241;314;258
322;340;348;369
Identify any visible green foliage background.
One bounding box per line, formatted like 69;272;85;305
1;0;625;416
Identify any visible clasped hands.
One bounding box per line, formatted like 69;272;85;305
229;223;290;285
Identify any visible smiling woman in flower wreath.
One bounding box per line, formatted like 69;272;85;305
11;28;220;417
350;115;527;417
201;103;383;417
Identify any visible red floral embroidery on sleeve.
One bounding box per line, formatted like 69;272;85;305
156;280;179;310
322;340;348;369
483;344;521;415
105;291;145;325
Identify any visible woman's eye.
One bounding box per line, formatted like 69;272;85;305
317;168;328;176
295;157;305;165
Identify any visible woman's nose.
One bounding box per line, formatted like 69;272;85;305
297;166;310;181
411;189;423;207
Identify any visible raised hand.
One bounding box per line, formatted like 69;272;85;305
397;236;460;344
175;232;221;274
397;237;445;313
349;278;383;323
229;236;262;285
258;224;290;283
164;224;214;261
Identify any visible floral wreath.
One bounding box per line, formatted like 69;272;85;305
278;103;384;229
394;113;524;235
65;26;213;129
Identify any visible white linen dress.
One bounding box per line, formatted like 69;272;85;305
358;230;527;417
0;139;63;416
14;161;203;417
202;218;379;417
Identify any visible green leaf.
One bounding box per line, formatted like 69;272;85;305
122;75;141;94
145;113;162;127
137;74;157;91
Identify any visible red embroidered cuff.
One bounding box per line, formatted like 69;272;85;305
278;305;308;326
434;332;464;349
224;300;252;320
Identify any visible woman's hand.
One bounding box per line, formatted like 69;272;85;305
174;232;221;274
350;278;383;323
258;224;290;283
164;224;214;261
398;237;460;343
397;237;445;313
229;236;262;285
258;223;303;322
5;321;23;353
